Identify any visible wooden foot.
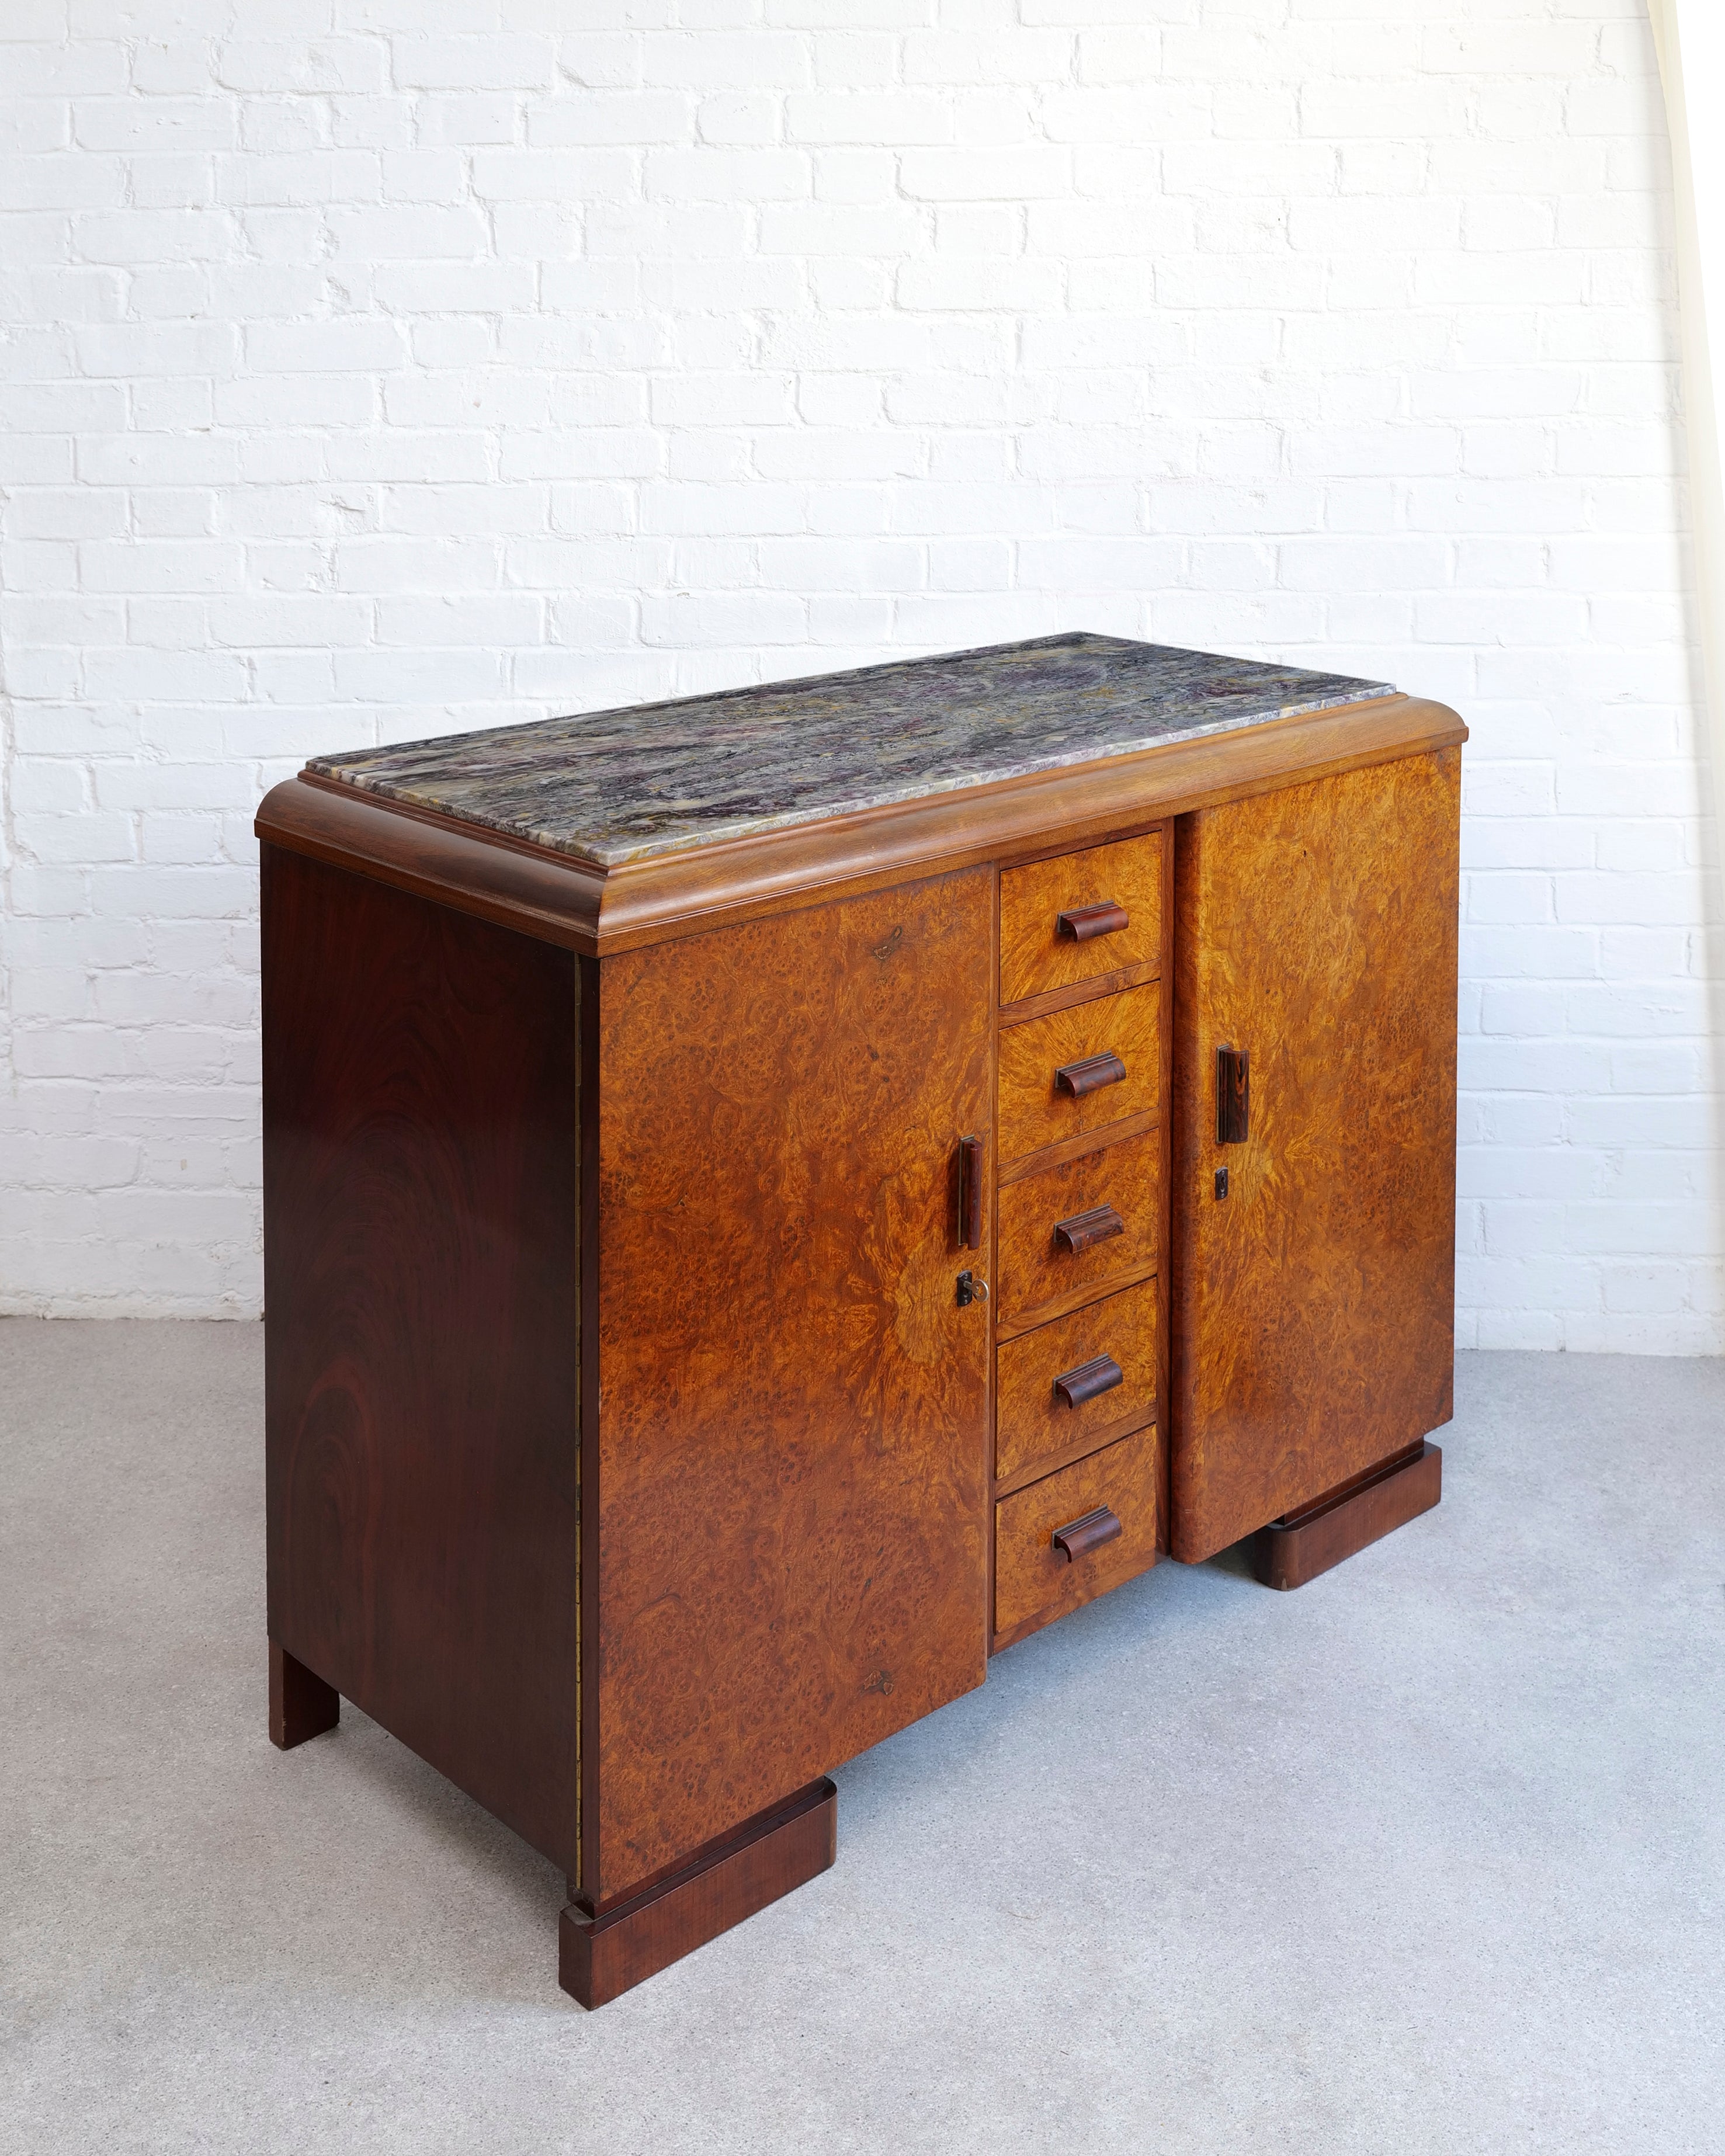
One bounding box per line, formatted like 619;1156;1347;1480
1250;1441;1442;1591
269;1639;340;1749
560;1777;837;2009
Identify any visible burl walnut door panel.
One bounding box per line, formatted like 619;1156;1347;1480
593;870;992;1903
1169;749;1459;1564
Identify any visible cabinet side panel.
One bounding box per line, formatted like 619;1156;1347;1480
1169;749;1459;1564
263;845;582;1872
593;870;992;1905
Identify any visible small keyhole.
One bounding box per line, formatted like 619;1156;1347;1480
1214;1166;1230;1201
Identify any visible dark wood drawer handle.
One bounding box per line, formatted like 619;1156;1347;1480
1053;1354;1124;1409
1055;1051;1126;1098
1053;1204;1124;1254
1051;1507;1123;1563
1056;900;1128;942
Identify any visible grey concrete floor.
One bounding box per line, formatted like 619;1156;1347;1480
2;1324;1723;2155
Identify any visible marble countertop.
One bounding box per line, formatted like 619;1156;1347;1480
307;633;1396;870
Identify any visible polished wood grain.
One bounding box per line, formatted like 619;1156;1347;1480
996;1125;1161;1328
993;1265;1159;1345
258;772;603;952
560;1779;837;2009
1250;1443;1442;1590
1273;1436;1426;1527
997;959;1162;1028
997;983;1162;1162
577;952;599;1898
999;831;1164;1006
994;1276;1157;1486
592;870;992;1904
262;844;583;1875
1169;749;1460;1565
525;696;1462;958
261;697;1465;963
992;1426;1160;1645
997;1108;1158;1189
268;1638;339;1751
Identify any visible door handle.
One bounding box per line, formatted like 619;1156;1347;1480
957;1133;984;1249
1216;1045;1250;1144
1051;1506;1122;1562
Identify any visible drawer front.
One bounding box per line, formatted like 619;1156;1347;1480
994;1426;1161;1640
995;1276;1157;1485
999;831;1162;1008
997;1127;1160;1326
997;982;1162;1164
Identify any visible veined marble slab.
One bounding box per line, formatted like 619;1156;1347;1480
307;632;1396;870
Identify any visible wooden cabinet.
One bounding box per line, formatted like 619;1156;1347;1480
257;633;1463;2009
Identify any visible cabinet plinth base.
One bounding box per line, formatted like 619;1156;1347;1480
560;1778;837;2009
268;1640;339;1750
1250;1441;1442;1591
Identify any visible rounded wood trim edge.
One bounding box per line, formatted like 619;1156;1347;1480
593;695;1464;952
256;777;603;953
261;695;1464;957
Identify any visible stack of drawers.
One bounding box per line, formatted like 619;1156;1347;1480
988;825;1171;1651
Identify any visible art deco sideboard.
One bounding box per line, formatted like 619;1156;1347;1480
256;633;1463;2007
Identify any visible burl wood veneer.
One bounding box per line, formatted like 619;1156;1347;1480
992;1426;1162;1645
994;1277;1157;1489
258;633;1465;2008
593;872;991;1902
999;830;1165;1006
1168;748;1461;1564
997;982;1162;1161
994;1124;1162;1332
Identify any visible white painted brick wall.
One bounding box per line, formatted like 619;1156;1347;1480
2;0;1721;1348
